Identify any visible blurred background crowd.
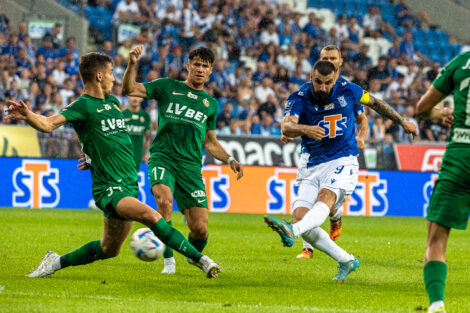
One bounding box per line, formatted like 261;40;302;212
1;0;469;155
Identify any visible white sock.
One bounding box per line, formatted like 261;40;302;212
301;227;351;263
293;201;330;237
330;206;343;221
429;301;445;310
302;238;314;250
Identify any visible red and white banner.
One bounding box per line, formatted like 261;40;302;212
394;144;446;172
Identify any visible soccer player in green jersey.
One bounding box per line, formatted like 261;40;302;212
416;51;470;313
123;45;244;274
122;96;152;170
5;52;221;278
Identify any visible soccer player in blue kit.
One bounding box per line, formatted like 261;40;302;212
265;60;418;280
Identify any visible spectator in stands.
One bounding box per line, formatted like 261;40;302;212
17;22;28;42
36;37;56;63
180;0;199;51
15;48;33;72
394;0;431;28
52;60;67;88
64;50;78;79
426;61;441;82
260;21;280;46
45;91;64;115
251;112;281;136
368;79;385;100
0;3;10;36
112;54;126;84
399;31;428;65
363;5;395;38
386;72;409;104
252;61;269;85
388;38;401;60
20;35;36;62
59;78;76;106
100;40;117;58
368;56;392;90
352;44;372;69
2;33;21;59
58;37;79;63
111;82;129;108
254;76;275;104
44;23;62;50
333;15;349;42
460;38;470;53
303;12;317;40
113;0;141;24
346;16;362;51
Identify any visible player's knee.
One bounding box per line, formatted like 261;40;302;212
101;244;121;258
190;222;208;239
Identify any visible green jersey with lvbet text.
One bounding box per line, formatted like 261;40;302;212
61;94;137;191
433;51;470;147
122;108;151;170
143;78;218;166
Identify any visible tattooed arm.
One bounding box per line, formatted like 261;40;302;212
365;95;418;137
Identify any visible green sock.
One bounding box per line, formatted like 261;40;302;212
188;234;208;252
151;219;202;262
163;220;174;259
60;240;109;268
424;261;447;304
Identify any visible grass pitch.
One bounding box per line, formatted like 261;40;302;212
0;208;469;313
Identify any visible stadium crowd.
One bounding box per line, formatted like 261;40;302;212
0;0;465;155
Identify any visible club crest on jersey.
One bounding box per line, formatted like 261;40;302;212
324;103;335;110
338;96;347;107
203;98;209;107
187;92;198;100
140;116;145;122
104;104;112;110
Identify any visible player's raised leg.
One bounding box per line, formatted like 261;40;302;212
28;217;133;278
116;196;220;278
152;183;176;274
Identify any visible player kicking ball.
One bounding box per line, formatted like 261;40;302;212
265;60;417;281
5;52;221;278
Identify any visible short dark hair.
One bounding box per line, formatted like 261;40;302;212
313;60;337;76
321;45;341;55
188;47;215;65
78;52;113;83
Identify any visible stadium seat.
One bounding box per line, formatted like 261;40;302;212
435;30;449;44
308;0;320;8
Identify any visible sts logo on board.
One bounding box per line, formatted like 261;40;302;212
344;171;388;216
202;166;230;212
266;168;298;214
12;160;60;209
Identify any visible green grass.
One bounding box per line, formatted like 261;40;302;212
0;208;469;313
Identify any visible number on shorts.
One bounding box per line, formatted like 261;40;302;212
152;166;166;180
334;166;344;174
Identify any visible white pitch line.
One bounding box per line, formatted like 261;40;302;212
0;285;4;294
1;291;404;313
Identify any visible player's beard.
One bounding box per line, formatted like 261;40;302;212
314;90;330;106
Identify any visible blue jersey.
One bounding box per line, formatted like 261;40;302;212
284;77;369;167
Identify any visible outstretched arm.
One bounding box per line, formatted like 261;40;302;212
5;100;66;133
281;115;325;140
122;45;148;98
204;130;243;180
355;112;368;150
416;86;453;128
365;95;418;137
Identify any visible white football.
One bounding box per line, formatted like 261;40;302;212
130;228;166;262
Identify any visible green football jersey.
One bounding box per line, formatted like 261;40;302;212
122;108;151;170
143;78;218;166
433;51;470;146
61;94;137;190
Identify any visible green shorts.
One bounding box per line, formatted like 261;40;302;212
93;182;139;219
148;155;207;211
427;146;470;230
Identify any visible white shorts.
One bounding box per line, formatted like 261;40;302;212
293;154;359;211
